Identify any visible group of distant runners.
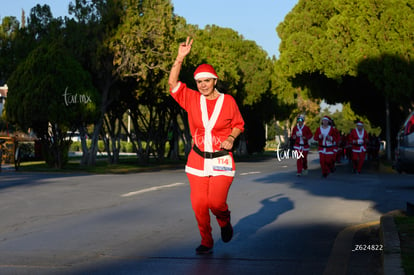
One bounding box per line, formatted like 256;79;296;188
290;115;381;178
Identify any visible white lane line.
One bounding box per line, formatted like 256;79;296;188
239;171;261;176
121;182;185;197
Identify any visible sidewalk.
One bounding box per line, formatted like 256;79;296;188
327;214;404;275
380;211;405;275
0;163;15;172
324;159;407;275
357;160;406;275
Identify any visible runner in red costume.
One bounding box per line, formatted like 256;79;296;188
330;119;340;173
291;115;313;176
349;121;369;174
313;116;338;178
168;37;245;255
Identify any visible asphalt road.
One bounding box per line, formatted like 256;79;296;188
0;153;413;274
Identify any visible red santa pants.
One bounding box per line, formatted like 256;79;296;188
352;151;366;173
296;150;309;173
187;173;233;248
319;153;334;176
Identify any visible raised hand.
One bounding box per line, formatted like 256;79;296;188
177;37;193;60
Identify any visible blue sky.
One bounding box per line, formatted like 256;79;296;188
1;0;298;57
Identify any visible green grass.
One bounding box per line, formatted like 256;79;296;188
394;214;414;275
17;156;186;174
15;151;275;174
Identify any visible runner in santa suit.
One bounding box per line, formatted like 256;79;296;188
350;121;369;174
330;119;340;173
313;116;337;178
291;115;313;176
345;130;353;162
168;37;245;255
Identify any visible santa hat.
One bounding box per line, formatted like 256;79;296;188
356;121;364;126
194;64;218;80
322;116;331;122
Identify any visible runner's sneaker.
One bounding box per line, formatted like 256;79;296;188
196;245;213;255
302;169;308;175
221;223;233;243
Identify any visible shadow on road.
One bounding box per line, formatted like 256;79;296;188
233;194;294;241
253;157;414;216
0;172;91;190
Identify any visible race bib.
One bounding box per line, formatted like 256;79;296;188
326;141;332;146
358;139;363;145
212;155;233;171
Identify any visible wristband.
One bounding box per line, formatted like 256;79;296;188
228;135;236;140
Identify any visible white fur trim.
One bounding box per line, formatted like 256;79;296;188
185;165;235;177
200;92;224;175
171;82;181;93
194;72;218;80
318;150;334;154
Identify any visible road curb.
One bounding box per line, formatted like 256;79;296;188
323;221;379;275
323;224;355;275
380;212;405;275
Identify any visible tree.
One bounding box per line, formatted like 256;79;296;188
27;4;54;40
5;42;98;168
277;0;414;159
107;0;177;163
66;0;124;166
1;4;65;91
0;16;20;84
175;24;275;154
306;102;381;136
271;59;321;138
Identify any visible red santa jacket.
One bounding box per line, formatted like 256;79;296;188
349;128;369;153
291;124;313;151
171;82;245;177
313;126;337;155
331;127;340;152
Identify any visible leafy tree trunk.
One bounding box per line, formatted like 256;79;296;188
129;112;145;163
79;126;89;166
103;113;121;164
85;79;113;166
42;123;70;169
155;107;167;161
87;113;103;166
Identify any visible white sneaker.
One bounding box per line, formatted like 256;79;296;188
302;169;308;175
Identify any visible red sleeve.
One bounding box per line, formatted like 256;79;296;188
333;128;340;143
170;82;199;112
313;127;321;141
291;126;297;138
305;126;313;139
349;129;356;142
